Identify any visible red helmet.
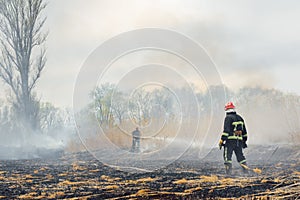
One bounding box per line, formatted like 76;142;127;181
224;102;235;111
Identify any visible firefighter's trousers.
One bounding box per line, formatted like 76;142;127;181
223;140;246;165
132;138;140;152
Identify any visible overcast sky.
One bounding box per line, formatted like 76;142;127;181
1;0;300;107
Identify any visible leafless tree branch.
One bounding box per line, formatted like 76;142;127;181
0;0;47;131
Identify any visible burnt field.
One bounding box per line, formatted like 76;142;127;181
0;146;300;199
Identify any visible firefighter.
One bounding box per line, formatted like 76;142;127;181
219;102;248;175
131;127;141;152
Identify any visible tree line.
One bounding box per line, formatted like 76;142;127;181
85;84;300;144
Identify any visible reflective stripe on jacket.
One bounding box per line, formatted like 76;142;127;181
221;112;247;142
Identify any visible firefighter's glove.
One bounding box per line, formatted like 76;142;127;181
242;141;248;149
219;139;224;150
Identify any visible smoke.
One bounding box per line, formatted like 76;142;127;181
223;69;277;92
0;100;75;160
0;132;66;160
1;0;299;163
168;18;299;147
230;88;300;145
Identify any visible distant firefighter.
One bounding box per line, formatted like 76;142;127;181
219;102;249;175
131;127;141;152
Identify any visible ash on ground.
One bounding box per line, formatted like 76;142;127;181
0;145;299;199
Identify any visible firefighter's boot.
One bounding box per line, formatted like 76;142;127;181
225;163;232;175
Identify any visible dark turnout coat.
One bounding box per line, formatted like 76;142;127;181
221;111;247;142
221;111;248;165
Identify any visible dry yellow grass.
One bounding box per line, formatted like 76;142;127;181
184;186;202;193
173;178;188;184
46;174;53;179
39;167;47;171
189;179;204;185
273;178;281;183
55;191;65;197
160;187;173;191
104;185;119;190
220;178;235;185
58;180;85;186
18;192;37;199
9;185;18;189
72;163;87;171
293;171;300;176
47;191;65;199
136;177;157;183
253;168;262;174
89;169;100;173
24;174;34;179
100;175;110;180
240;163;262;174
261;179;268;183
200;175;219;182
135;189;151;196
173;176;219;186
100;175;121;182
101;175;114;182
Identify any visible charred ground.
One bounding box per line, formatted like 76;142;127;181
0;145;299;199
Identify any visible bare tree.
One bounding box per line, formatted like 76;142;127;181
0;0;47;131
39;102;63;134
92;83;116;128
111;90;126;125
129;89;151;126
